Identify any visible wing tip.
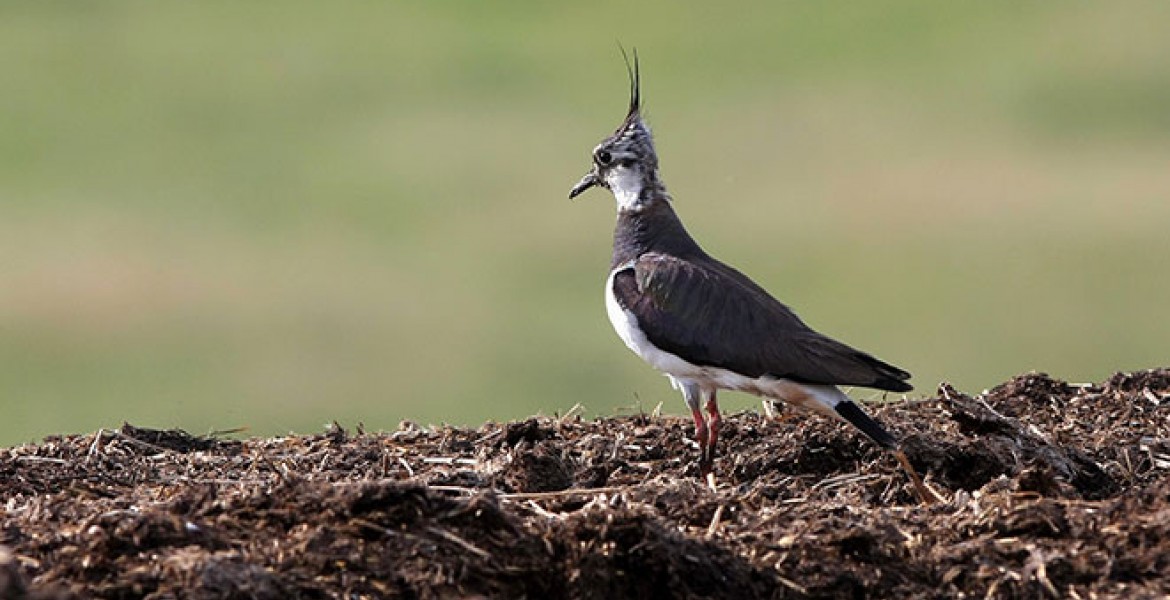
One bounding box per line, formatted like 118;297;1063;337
868;358;912;392
881;377;913;393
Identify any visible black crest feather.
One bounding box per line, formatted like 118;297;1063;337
619;45;641;118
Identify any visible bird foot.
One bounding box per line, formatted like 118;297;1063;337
699;456;718;491
698;446;719;491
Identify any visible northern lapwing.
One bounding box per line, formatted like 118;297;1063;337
568;53;937;503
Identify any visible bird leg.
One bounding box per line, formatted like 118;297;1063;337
697;390;716;465
689;406;718;490
703;389;721;489
680;381;719;490
690;406;710;452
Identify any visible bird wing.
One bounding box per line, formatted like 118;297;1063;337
611;252;912;391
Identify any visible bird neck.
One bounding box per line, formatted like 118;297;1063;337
611;193;705;269
609;165;666;213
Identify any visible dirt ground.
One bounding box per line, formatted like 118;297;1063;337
2;369;1169;599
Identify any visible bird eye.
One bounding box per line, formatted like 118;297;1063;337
596;151;613;166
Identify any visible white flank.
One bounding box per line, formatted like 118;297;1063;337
604;265;849;419
605;264;702;378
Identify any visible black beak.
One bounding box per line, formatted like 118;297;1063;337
569;170;599;199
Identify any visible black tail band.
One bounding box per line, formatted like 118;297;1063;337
835;400;899;450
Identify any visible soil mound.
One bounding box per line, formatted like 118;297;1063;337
3;369;1169;598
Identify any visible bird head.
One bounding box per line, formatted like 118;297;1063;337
569;50;662;211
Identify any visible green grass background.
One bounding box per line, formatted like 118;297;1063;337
3;2;1169;445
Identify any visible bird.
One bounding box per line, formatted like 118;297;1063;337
568;52;937;503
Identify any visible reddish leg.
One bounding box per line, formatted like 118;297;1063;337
679;380;716;488
690;407;709;453
704;390;721;468
692;405;718;488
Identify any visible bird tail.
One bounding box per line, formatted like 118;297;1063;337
834;400;899;450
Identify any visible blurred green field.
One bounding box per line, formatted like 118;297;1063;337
3;2;1169;446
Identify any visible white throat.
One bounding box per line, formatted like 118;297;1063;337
608;167;645;212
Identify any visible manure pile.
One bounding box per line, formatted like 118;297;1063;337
3;369;1169;598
